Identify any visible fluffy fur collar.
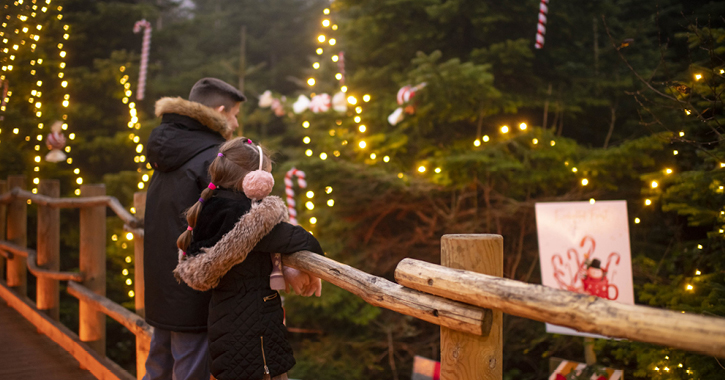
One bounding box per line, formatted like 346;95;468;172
174;196;288;291
155;97;234;140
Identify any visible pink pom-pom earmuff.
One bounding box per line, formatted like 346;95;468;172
242;144;274;200
243;170;274;200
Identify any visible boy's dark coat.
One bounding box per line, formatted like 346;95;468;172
143;97;232;332
175;191;323;380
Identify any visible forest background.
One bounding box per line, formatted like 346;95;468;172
0;0;724;379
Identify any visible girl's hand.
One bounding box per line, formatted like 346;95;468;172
283;266;322;297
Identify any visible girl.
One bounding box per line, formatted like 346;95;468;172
174;137;323;380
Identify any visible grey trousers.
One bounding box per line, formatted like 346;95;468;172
143;327;210;380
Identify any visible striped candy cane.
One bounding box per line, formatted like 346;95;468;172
284;168;307;225
534;0;549;49
133;20;152;100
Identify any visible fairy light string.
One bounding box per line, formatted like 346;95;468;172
0;0;81;196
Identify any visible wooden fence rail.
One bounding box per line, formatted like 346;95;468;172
1;178;725;380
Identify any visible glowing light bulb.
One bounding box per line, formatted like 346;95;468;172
589;198;595;204
347;96;357;105
679;131;685;137
694;74;702;81
332;55;339;62
320;152;327;160
126;232;134;240
323;8;330;14
341;86;348;93
581;178;589;186
329;38;336;46
651;181;658;188
327;199;334;207
483;135;490;142
122;269;128;276
533;138;538;144
673;150;678;155
317;35;326;43
305;149;313;157
550;140;556;146
634;218;640;224
358;140;366;149
302;121;310;128
500;125;509;133
686;284;693;291
307;78;315;86
418;166;426;173
572;167;578;173
474;139;481;147
435;167;442;173
383;156;390;162
305;201;314;210
370;153;376;159
325;186;333;194
313;62;320;69
335;73;343;80
126;279;132;285
322;19;330;27
303;136;311;144
363;94;371;102
358;125;366;132
665;168;672;174
310;217;317;224
316;48;323;55
519;122;527;130
128;290;135;297
695;270;701;275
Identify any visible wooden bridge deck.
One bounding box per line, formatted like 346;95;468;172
0;300;96;380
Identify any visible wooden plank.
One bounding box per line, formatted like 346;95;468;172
6;175;27;296
0;281;135;380
0;241;84;281
0;300;96;380
67;281;153;339
282;250;491;336
0;188;140;228
439;234;503;380
37;179;61;320
80;184;107;355
395;257;725;359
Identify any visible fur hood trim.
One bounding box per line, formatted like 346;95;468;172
155;97;234;140
174;196;288;291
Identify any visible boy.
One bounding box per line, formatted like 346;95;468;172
143;78;245;380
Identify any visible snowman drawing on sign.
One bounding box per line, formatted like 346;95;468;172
551;236;620;300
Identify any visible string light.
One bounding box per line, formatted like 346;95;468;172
500;125;509;133
581;178;589;186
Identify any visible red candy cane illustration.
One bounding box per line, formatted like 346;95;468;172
133;20;152;100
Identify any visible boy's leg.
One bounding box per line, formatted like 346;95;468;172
143;327;173;380
170;330;210;380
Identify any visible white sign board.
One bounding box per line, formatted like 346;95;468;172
535;201;634;338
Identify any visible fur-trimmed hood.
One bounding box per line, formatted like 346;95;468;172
155;97;234;140
174;196;288;291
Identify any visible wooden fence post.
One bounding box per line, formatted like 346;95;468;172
6;175;27;296
133;191;149;380
37;179;61;320
0;180;7;283
440;234;503;380
80;184;107;355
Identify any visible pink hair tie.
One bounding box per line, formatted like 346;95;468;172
187;226;193;231
208;182;217;190
217;153;224;157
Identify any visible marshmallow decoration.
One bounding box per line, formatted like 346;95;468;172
388;107;405;126
258;90;274;108
534;0;549;49
332;92;348;113
45;121;67;163
309;93;331;113
133;20;152;100
293;95;311;114
242;145;274;200
284;168;307;225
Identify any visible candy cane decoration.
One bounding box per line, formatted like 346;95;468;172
133;20;152;100
534;0;549;49
285;168;307;225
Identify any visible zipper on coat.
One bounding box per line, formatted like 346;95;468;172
260;336;270;375
263;292;278;302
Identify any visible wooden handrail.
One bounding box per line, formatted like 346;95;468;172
0;187;141;228
0;240;84;282
282;251;493;336
395;258;725;359
67;282;153;339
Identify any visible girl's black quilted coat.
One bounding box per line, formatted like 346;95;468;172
185;189;323;380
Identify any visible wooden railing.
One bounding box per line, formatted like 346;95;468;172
0;175;724;380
